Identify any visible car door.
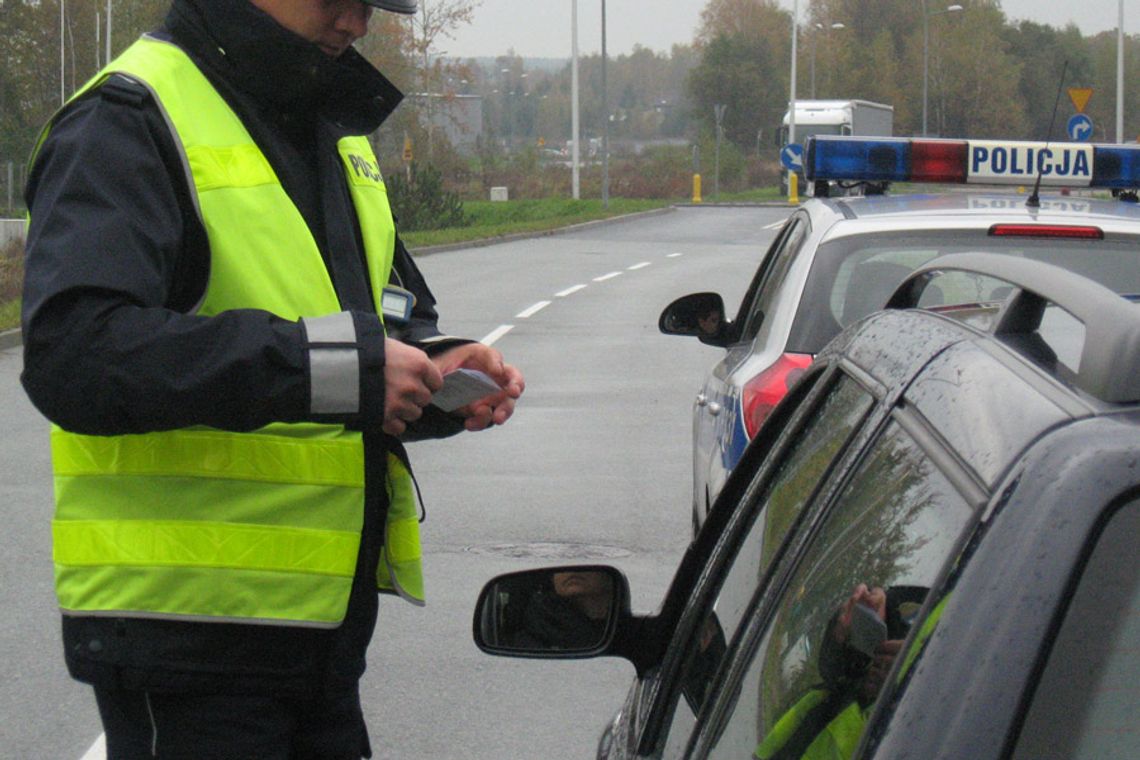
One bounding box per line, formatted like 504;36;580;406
693;213;812;527
686;403;982;759
648;365;878;759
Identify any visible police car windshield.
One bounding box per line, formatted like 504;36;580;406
787;231;1140;354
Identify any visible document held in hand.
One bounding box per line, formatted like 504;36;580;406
432;368;502;412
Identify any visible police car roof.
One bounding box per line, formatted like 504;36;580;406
814;191;1140;233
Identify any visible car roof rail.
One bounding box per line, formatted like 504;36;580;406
886;252;1140;404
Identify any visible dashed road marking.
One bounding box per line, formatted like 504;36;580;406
515;301;551;318
481;325;514;345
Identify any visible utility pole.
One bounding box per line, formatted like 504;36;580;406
60;0;66;105
571;0;580;199
601;0;609;209
1117;0;1124;143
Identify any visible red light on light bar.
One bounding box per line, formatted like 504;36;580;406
910;140;969;183
988;224;1104;239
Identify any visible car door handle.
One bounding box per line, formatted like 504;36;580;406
707;402;722;416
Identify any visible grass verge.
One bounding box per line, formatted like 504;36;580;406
0;240;22;332
400;197;674;249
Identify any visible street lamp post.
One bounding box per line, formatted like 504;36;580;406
60;0;66;105
922;2;962;137
810;22;846;99
1116;0;1124;143
601;0;609;208
571;0;580;198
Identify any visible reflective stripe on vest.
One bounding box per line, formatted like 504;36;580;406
42;36;423;626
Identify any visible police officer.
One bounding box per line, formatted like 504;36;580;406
20;0;524;757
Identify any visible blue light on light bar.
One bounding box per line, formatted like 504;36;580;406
804;137;910;182
803;136;1140;190
1092;146;1140;189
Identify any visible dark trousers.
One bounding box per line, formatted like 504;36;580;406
93;685;372;760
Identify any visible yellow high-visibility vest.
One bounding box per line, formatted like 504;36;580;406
39;35;424;628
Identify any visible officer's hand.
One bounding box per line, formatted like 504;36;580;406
383;338;443;436
860;638;902;705
432;343;525;431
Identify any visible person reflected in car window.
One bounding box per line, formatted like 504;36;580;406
506;571;614;651
698;306;723;338
756;583;925;760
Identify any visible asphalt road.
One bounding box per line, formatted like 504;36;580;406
0;204;790;759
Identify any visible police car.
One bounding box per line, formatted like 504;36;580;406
658;136;1140;534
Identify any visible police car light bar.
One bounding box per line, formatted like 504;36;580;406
803;136;1140;190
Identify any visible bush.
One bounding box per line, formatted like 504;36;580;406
0;239;24;330
0;239;23;303
386;163;470;231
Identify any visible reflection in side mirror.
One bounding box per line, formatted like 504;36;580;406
658;292;729;347
473;566;628;657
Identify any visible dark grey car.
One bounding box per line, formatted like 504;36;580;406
473;254;1140;759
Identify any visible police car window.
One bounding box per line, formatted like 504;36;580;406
702;419;973;760
787;231;1140;355
1012;497;1140;760
661;373;873;759
738;217;809;342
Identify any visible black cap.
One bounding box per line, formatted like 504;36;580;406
362;0;418;14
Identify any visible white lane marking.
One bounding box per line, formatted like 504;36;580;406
481;325;514;346
79;733;105;760
667;252;683;257
762;220;786;230
627;261;651;270
515;301;551;319
555;284;587;297
593;271;623;282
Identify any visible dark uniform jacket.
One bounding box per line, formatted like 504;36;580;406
22;0;461;696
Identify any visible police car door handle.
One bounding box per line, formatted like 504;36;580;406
707;401;723;416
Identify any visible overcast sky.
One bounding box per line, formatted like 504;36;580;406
440;0;1131;59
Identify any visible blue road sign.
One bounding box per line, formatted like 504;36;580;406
1067;113;1093;142
780;143;804;171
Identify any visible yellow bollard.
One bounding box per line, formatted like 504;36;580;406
789;172;799;205
692;174;702;204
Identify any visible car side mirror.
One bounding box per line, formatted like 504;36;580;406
658;292;729;347
473;566;631;658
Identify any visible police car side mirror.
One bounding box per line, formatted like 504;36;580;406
473;566;631;659
659;292;730;347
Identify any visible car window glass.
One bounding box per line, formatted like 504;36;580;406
661;374;873;759
1011;498;1140;760
787;232;1140;355
739;217;809;342
704;419;974;760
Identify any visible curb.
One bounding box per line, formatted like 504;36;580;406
0;328;20;351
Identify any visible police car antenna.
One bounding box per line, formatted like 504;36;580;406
1027;60;1069;209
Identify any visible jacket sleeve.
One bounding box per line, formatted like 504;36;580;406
19;78;382;436
383;235;470;441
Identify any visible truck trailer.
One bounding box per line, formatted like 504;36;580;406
779;99;894;194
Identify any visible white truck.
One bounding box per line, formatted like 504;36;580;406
779;99;894;194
